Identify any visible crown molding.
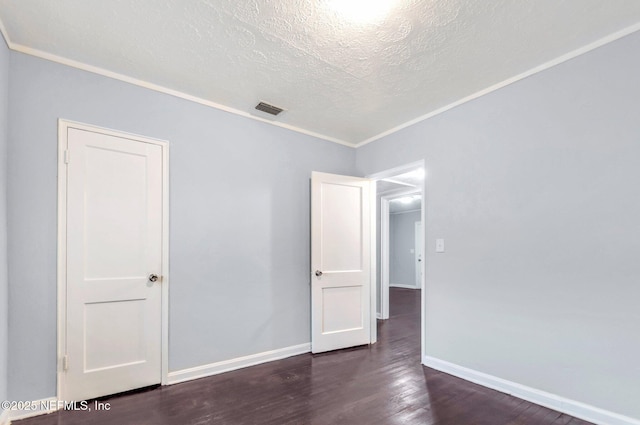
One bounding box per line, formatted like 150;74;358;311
0;14;355;148
0;14;11;50
355;21;640;148
2;15;640;150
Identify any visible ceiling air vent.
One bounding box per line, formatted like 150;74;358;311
255;101;284;116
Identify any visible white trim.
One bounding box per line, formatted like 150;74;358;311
418;166;427;360
389;283;420;290
423;356;640;425
377;188;414;196
160;133;170;385
8;397;58;422
0;409;10;425
380;178;417;188
390;208;421;215
355;22;640;148
369;179;378;344
376;312;382;320
367;161;425;181
4;40;353;148
379;197;390;320
56;121;68;407
368;159;427;361
1;18;639;149
0;16;10;50
414;221;422;289
167;343;311;385
57;119;170;400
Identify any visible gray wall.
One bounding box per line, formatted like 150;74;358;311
390;211;420;287
356;31;640;419
7;52;356;401
0;31;9;414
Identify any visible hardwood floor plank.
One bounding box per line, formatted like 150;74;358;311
16;288;594;425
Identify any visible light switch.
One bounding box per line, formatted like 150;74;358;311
436;239;445;253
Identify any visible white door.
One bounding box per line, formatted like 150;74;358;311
311;171;371;353
63;126;164;401
415;222;423;288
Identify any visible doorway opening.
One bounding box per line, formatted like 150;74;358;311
368;161;425;355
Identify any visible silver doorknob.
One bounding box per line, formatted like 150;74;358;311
149;274;159;283
315;270;323;277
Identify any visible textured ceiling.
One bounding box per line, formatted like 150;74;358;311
1;1;640;146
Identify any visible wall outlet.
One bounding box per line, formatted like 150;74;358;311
436;238;445;253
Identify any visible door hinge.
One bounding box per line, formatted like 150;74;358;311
63;150;69;164
62;355;69;372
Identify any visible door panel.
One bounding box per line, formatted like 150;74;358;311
64;127;163;401
320;183;363;271
84;300;146;371
322;286;363;333
83;145;149;278
311;172;371;354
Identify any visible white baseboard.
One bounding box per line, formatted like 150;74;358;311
3;345;311;421
0;409;10;425
376;312;382;319
423;356;640;425
8;397;58;422
168;343;311;385
389;283;420;290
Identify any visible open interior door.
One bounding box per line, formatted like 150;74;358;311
311;171;372;353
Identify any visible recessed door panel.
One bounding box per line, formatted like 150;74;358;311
84;146;148;279
84;300;146;371
322;286;363;333
321;183;363;272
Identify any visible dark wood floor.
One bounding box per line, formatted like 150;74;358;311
19;288;592;425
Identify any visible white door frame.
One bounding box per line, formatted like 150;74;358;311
57;119;170;400
367;160;426;357
369;180;378;344
414;221;423;289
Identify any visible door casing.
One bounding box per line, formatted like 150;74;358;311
415;221;423;288
367;160;426;357
56;119;170;400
